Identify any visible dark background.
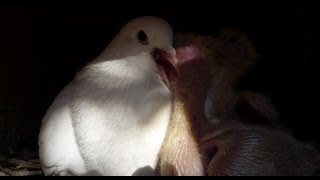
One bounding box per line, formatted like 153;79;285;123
0;1;319;153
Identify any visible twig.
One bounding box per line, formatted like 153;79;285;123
0;165;42;176
0;165;11;176
8;158;41;170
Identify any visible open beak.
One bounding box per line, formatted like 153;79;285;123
152;47;179;87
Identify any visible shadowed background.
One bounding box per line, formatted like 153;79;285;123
0;1;319;154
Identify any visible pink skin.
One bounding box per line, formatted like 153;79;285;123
176;44;204;65
158;44;211;176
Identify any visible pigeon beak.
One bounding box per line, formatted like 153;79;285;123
152;46;179;87
152;47;179;73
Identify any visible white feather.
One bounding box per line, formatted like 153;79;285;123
39;16;174;176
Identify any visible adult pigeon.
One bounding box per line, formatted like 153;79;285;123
39;16;177;176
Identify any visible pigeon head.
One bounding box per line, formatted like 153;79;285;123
105;16;173;56
98;16;178;88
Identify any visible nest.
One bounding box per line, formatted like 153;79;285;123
0;150;42;176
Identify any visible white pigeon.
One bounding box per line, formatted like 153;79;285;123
38;16;177;176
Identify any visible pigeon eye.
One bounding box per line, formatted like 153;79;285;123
137;30;149;45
